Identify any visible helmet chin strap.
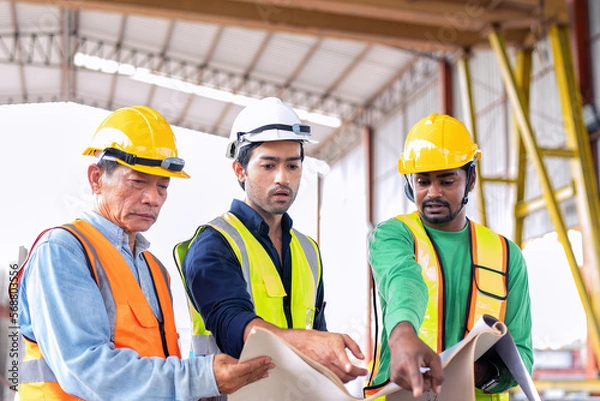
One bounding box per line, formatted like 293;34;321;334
438;162;475;223
460;162;476;205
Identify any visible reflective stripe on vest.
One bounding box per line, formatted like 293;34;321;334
19;220;181;399
174;212;321;354
173;232;227;401
466;220;508;333
365;212;509;401
365;386;509;401
397;211;508;352
173;224;219;356
211;213;320;329
397;212;444;353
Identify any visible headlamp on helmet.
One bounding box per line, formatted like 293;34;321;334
226;97;316;160
100;148;185;173
82;106;190;179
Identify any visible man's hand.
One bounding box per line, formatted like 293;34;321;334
388;321;443;397
281;329;369;383
213;354;274;395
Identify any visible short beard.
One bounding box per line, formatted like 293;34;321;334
420;199;464;226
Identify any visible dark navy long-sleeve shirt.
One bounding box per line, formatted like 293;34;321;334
182;199;327;358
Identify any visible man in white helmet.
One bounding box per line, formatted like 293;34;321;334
175;97;368;386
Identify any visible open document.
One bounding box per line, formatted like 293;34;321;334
230;315;540;401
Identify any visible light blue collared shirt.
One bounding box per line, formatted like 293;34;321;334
18;211;220;401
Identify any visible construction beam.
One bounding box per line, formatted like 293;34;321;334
233;0;543;27
566;0;594;104
438;58;453;116
363;124;375;366
514;183;575;218
458;50;486;226
512;47;532;247
67;33;358;136
15;0;545;51
489;27;600;368
550;23;600;369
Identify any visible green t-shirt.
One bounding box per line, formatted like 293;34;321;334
367;216;533;392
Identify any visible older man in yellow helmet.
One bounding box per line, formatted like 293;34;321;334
16;106;273;400
366;113;533;399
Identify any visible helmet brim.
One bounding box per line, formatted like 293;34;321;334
113;158;191;179
240;130;317;144
83;148;190;179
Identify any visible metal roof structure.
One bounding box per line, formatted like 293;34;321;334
0;0;568;164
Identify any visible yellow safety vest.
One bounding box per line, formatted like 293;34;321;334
174;212;321;356
366;211;509;401
18;220;180;400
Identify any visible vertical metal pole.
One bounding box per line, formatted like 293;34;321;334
550;24;600;368
489;28;600;367
438;59;453;116
363;125;374;364
457;50;486;226
512;48;533;247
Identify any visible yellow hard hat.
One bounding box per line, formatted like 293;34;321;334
398;113;481;174
82;106;190;179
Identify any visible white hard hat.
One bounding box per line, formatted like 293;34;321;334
226;97;316;159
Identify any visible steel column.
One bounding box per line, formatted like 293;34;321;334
489;28;600;367
458;51;486;226
363;124;375;364
550;24;600;367
512;48;532;247
438;59;453;116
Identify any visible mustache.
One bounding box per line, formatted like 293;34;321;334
132;210;159;219
422;199;450;208
269;185;293;196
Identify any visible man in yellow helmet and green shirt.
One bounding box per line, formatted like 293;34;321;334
366;113;533;399
174;97;368;398
16;106;273;400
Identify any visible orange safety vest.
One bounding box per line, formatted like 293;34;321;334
18;220;181;400
366;211;509;401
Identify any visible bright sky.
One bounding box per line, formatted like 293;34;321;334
0;102;588;356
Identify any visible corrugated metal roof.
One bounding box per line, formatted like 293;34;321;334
0;0;569;163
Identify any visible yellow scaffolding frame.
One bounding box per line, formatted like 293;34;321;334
458;52;487;226
550;24;600;341
512;47;532;247
489;26;600;368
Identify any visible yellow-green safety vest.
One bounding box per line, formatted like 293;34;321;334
174;212;321;356
367;211;509;401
